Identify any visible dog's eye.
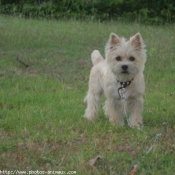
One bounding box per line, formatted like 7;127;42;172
129;56;135;61
116;56;121;61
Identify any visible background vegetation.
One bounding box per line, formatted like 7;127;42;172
0;15;175;174
1;0;175;24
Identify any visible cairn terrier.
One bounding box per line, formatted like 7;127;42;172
84;33;147;127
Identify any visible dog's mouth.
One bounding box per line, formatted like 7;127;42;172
121;71;129;74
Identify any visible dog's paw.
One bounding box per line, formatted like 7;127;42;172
109;117;124;126
83;114;97;122
129;118;142;127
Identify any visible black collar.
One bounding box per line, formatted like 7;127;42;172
117;79;134;98
117;79;133;88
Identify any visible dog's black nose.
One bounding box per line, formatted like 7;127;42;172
121;65;128;70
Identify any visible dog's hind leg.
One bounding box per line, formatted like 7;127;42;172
83;68;103;122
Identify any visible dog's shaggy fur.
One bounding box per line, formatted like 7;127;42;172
84;33;147;127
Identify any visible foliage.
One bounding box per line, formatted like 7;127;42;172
1;0;175;24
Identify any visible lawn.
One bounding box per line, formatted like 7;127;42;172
0;15;175;174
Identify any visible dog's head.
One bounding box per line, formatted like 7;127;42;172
105;33;146;82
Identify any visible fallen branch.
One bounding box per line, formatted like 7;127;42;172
16;56;30;68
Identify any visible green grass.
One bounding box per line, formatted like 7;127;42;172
0;15;175;174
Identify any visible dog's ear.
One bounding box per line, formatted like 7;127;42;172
109;33;121;46
130;33;145;50
106;33;121;50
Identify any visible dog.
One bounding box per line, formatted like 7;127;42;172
83;33;147;127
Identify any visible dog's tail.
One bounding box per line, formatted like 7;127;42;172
91;50;103;66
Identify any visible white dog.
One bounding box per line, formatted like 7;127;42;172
84;33;147;127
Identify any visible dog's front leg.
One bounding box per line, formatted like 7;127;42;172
105;99;124;126
128;97;143;127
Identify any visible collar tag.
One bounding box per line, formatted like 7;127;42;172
118;87;125;99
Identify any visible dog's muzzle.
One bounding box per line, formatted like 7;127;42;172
121;65;129;74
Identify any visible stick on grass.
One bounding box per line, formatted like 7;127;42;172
16;55;30;68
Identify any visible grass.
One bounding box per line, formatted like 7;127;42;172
0;15;175;174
